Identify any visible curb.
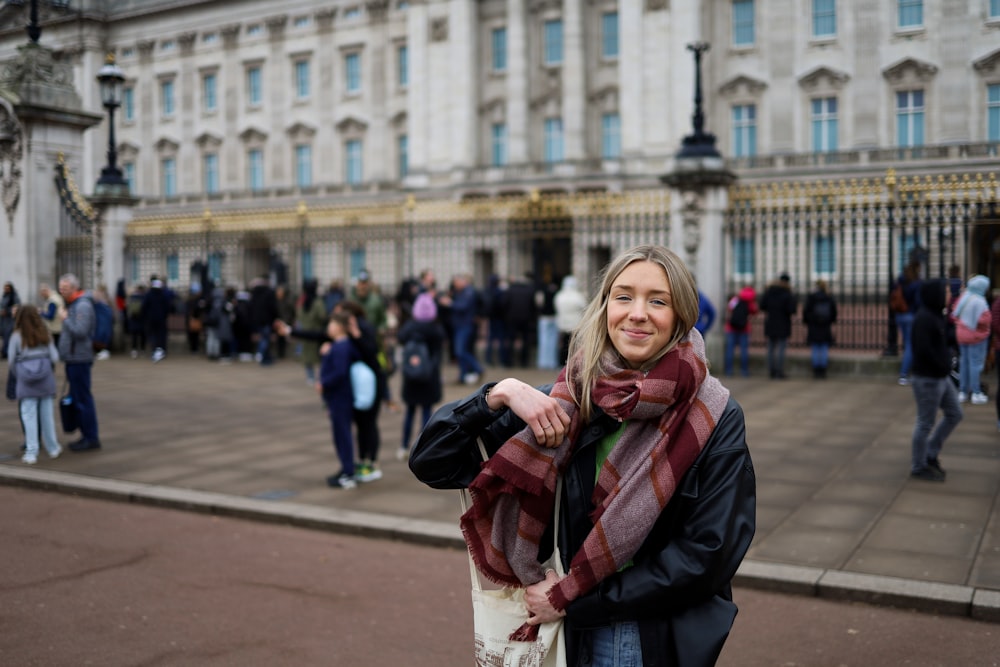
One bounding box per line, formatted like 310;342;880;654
4;466;999;623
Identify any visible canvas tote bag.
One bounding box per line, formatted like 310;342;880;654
460;440;567;667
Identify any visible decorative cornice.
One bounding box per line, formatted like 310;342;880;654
797;66;851;91
882;57;938;84
195;132;223;148
286;122;317;138
178;31;197;55
220;24;241;49
315;8;337;31
55;155;96;233
239;127;268;142
266;14;288;38
366;1;391;22
335;116;369;133
430;16;448;42
137;40;156;62
972;48;1000;76
718;74;768;97
154;137;180;152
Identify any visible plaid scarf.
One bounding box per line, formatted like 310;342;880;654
460;328;730;616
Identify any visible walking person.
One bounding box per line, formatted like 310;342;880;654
723;285;757;377
317;312;360;490
909;279;962;481
951;274;991;405
554;275;587;367
58;274;101;452
695;289;716;336
126;284;146;358
759;272;797;379
803;280;838;379
410;244;755;667
142;277;172;363
395;292;445;461
7;305;61;464
248;277;278;366
440;273;483;385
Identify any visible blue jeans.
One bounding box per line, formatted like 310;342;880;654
811;343;830;369
910;375;962;473
766;337;788;377
401;402;433;451
536;317;559;370
896;312;915;378
256;326;273;365
20;396;60;459
724;331;749;376
453;322;482;378
65;362;99;442
958;339;988;395
591;621;643;667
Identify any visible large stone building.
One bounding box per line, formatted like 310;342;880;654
0;0;998;350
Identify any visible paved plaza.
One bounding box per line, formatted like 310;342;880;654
2;349;1000;620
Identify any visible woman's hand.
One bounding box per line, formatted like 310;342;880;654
488;379;570;448
524;570;566;625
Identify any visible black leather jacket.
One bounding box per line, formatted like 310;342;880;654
410;382;756;667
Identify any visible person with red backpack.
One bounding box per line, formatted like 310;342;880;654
723;285;758;377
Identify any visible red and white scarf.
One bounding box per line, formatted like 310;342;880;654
460;328;730;614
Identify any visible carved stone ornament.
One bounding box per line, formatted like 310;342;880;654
1;43;72;89
797;66;850;92
680;190;702;269
646;0;670;10
430;16;448;42
882;57;938;84
973;48;1000;76
0;99;22;236
717;74;768;97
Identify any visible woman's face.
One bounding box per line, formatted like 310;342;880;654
606;260;677;369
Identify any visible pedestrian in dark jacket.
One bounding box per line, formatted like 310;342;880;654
503;274;537;368
803;280;838;379
410;245;755;667
759;272;797;379
908;279;962;482
141;277;172;363
248;278;278;365
395;292;446;460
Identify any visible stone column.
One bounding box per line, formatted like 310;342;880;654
506;0;528;164
90;199;136;293
403;1;429;188
561;0;584;160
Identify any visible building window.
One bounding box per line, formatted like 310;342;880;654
203;32;217;44
988;84;1000;142
247;24;262;37
160;79;175;117
162;157;176;196
346;53;361;93
295;60;310;100
811;97;838;153
601;12;618;59
203;73;217;112
346;139;363;184
544;19;563;65
814;235;836;275
123;162;135;193
601;113;621;159
897;232;919;273
732;0;755;46
295;144;312;187
123;86;135;122
208;251;223;283
130;254;139;283
398;134;408;178
248;149;264;191
491;123;507;166
896;89;925;147
992;0;1000;18
397;45;408;87
294;15;311;29
301;248;313;280
203;153;219;193
247;66;262;106
898;0;923;27
812;0;836;37
733;237;755;275
731;104;757;157
166;254;179;282
544;117;564;164
492;27;507;72
344;6;361;20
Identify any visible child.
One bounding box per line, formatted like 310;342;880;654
7;304;61;464
318;312;359;489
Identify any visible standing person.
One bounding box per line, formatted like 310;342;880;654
410;245;755;667
184;284;206;355
142;277;172;363
554;275;587;366
893;261;922;385
536;278;560;370
317;312;360;490
323;278;345;315
57;273;101;452
695;290;716;336
295;278;327;384
349;270;388;346
909;279;962;482
759;272;797;379
395;292;445;460
38;283;65;348
803;280;838;379
233;289;254;361
504;273;538;368
248;277;278;366
483;274;509;367
337;300;386;483
439;273;483;385
952;274;991;405
1;281;21;360
7;305;61;464
274;284;296;360
723;285;758;377
126;284;146;358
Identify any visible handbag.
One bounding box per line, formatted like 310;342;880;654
59;381;79;434
460;440;567;667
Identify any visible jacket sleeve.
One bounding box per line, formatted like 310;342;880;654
565;399;756;625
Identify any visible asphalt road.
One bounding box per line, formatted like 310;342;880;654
2;486;998;667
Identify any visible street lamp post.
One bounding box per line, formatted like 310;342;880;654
677;41;721;159
95;53;129;195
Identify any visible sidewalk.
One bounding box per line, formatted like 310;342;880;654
2;351;999;621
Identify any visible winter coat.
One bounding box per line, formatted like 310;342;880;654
295;297;328;367
911;280;953;379
759;284;797;339
554;277;588;334
410;386;755;667
396;318;445;406
7;331;59;399
951;275;991;346
248;283;279;330
803;291;837;345
724;286;758;335
58;292;96;363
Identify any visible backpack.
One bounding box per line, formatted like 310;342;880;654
91;300;114;351
889;284;908;313
350;360;377;410
811;300;833;326
729;300;750;330
401;338;433;383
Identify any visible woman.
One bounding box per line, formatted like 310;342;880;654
1;281;21;360
7;304;61;464
803;279;838;379
410;245;756;667
395;291;446;460
894;261;922;385
295;278;328;384
952;274;991;404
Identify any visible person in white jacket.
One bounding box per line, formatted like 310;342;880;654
554;275;587;367
952;274;991;404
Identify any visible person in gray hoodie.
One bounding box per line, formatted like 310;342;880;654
58;273;101;452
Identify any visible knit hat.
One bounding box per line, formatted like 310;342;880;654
412;292;437;322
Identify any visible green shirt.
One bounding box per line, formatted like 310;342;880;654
594;421;633;571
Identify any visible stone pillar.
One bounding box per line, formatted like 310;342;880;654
561;0;584;160
506;0;528;164
89;199;136;295
403;1;429;188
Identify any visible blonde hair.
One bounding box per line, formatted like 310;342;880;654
566;245;698;421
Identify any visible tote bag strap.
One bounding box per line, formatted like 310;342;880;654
461;438;564;592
